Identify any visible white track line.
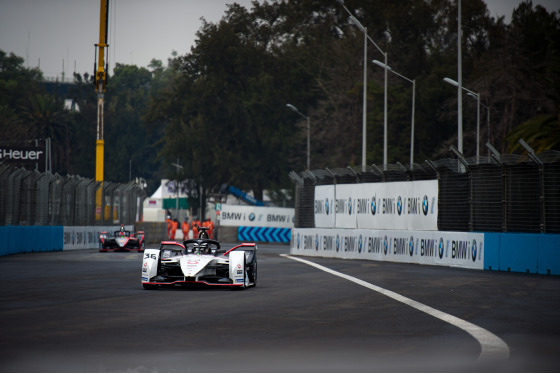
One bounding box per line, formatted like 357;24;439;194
282;254;509;362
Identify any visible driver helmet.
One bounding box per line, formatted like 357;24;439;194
199;243;211;254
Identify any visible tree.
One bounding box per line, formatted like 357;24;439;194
0;50;45;141
146;1;315;202
505;114;560;153
19;93;72;173
469;1;560;154
0;50;43;109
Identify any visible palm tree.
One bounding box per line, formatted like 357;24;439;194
20;94;72;173
506;114;560;153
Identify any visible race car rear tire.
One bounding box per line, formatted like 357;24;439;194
142;284;158;290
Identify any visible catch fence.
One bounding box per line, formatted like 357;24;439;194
289;150;560;234
0;164;147;226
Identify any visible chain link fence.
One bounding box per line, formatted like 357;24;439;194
0;164;147;226
290;150;560;234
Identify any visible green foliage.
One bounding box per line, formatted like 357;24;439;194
0;51;43;108
506;114;560;153
19;93;71;171
1;0;558;202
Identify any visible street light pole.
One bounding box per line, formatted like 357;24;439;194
363;27;368;170
383;52;388;167
444;77;480;162
287;103;310;170
373;60;415;169
337;0;388;169
458;0;463;154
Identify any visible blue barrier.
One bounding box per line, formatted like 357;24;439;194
238;227;291;243
537;234;560;275
484;232;560;275
0;226;64;256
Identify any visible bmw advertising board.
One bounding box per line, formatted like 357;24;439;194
354;180;438;231
314;185;336;228
219;205;294;228
314;181;438;231
291;228;484;270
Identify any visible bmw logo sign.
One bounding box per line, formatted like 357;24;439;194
409;236;414;256
249;213;255;221
472;240;477;262
325;198;329;215
422;195;429;216
438;237;444;259
384;235;388;255
397;196;403;215
348;197;352;215
336;235;340;252
358;235;363;253
371;196;377;215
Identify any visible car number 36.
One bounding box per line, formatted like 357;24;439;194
144;253;157;260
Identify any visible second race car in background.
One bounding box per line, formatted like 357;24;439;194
99;225;145;252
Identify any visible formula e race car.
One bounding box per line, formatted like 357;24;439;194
99;226;145;252
141;238;257;290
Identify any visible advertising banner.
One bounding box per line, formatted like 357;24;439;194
218;205;294;228
291;228;484;270
355;180;438;230
0;145;45;168
334;183;358;228
314;180;438;231
314;185;335;228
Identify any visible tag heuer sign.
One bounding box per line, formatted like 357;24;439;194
0;146;45;164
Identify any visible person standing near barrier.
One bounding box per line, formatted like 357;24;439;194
192;218;201;238
182;219;189;240
170;218;178;240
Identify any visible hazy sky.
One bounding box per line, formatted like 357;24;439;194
0;0;558;80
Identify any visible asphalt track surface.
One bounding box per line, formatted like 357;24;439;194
1;243;559;372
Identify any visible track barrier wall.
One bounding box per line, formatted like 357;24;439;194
0;226;64;256
290;228;560;275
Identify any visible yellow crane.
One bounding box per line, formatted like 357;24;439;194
94;0;109;221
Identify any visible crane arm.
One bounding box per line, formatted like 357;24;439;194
95;0;109;94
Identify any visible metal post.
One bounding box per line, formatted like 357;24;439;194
362;27;367;171
383;52;388;167
410;79;415;169
307;116;310;170
476;93;480;163
457;0;463;154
